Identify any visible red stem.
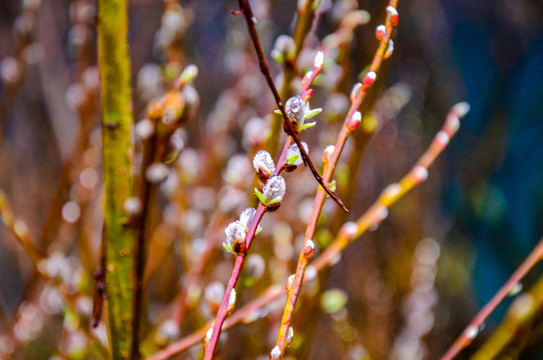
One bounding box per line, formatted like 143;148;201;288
203;138;292;359
440;237;543;360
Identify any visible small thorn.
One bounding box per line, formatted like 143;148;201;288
231;8;243;15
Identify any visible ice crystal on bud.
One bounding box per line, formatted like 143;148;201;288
285;95;306;126
362;71;377;87
384;39;394;59
314;50;324;69
253;150;276;180
285;141;309;167
135;119;154;140
375;24;386;40
350;82;363;102
262;176;286;204
223;221;246;253
146;163;169;183
270;346;281;360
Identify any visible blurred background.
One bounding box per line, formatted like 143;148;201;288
0;0;543;359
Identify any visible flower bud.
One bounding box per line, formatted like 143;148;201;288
304;239;315;258
375;24;386;40
350;82;363;102
284;141;308;171
253;150;276;182
270;346;281;360
238;207;262;233
260;176;286;210
386;6;399;26
287;327;294;346
362;71;377;87
223;221;246;254
384;39;394;59
271;35;296;64
349;111;362;130
285;95;306;127
323;145;335;164
314;50;324;69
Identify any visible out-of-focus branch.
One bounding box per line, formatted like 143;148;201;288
96;0;137;357
440;237;543;360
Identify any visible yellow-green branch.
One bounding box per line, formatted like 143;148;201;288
97;0;137;358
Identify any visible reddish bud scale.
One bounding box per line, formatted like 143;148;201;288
390;14;399;26
362;71;376;87
384;40;394;59
349;111;362;131
375;25;386;41
386;6;399;27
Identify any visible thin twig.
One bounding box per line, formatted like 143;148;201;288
440;237;543;360
202;138;292;359
271;1;400;356
235;0;348;212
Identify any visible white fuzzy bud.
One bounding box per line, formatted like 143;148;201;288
253;150;276;178
350;82;363;102
285;95;306;126
223;221;246;252
285;141;308;167
314;50;324;69
238;207;262;233
323;145;335;164
270;346;281;360
262;176;286;204
287;327;294;345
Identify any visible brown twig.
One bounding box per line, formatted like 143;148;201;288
235;0;348;212
440;237;543;360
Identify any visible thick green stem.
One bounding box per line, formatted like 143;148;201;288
97;0;136;358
